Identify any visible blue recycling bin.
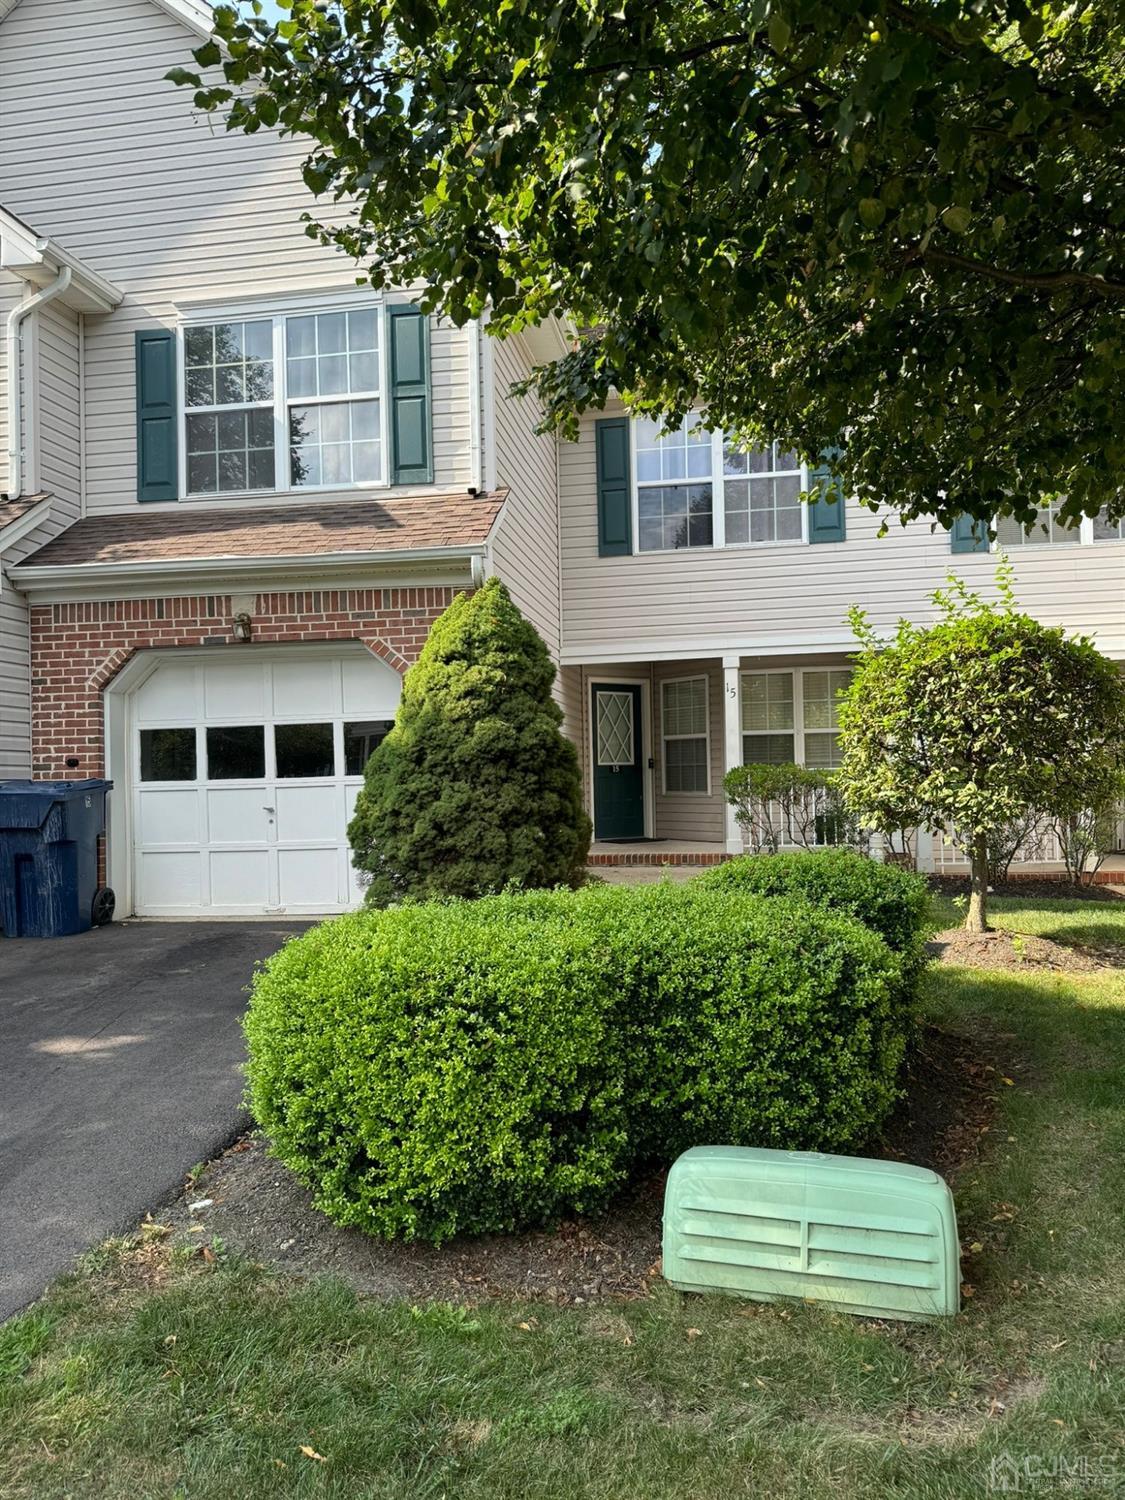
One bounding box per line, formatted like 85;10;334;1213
0;779;115;938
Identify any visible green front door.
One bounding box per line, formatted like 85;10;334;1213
591;683;645;840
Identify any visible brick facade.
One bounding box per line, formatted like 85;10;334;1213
29;586;456;779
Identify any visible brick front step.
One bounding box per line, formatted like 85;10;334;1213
587;851;732;867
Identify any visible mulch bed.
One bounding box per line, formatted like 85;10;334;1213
926;927;1105;973
164;1012;1004;1307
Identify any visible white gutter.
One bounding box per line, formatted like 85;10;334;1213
9;540;489;597
6;265;71;499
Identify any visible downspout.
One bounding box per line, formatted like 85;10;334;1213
467;315;483;494
5;265;71;498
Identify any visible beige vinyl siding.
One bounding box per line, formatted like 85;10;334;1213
0;0;473;517
487;333;561;655
33;301;82;520
559;401;1125;662
557;664;584;767
0;578;32;775
652;660;725;841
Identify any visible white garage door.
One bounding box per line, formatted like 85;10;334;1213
130;649;401;915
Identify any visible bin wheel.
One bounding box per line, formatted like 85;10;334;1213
91;887;116;927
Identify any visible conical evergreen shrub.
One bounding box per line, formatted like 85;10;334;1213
348;578;591;904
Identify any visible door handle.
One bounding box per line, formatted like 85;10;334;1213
262;805;276;813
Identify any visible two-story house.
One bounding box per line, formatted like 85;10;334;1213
1;0;1122;919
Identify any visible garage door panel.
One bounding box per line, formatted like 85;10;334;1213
278;847;342;907
136;788;201;846
203;663;267;719
342;655;400;715
272;660;340;718
205;788;272;845
137;851;203;908
134;664;199;723
275;783;339;843
209;849;271;907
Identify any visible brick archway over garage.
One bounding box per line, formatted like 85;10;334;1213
29;586;458;779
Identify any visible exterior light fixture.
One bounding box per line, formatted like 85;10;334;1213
232;612;253;643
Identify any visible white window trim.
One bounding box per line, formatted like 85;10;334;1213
630;422;811;556
660;674;711;797
738;667;850;768
176;294;392;502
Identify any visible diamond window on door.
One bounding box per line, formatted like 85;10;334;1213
597;692;635;767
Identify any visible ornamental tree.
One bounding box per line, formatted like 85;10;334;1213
174;1;1125;533
836;567;1125;931
348;579;590;904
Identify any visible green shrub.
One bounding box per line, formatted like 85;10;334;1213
347;578;590;906
696;848;929;964
722;762;865;854
246;882;911;1242
245;903;629;1244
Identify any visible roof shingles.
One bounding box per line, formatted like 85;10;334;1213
18;492;505;570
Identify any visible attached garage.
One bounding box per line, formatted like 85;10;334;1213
109;644;401;916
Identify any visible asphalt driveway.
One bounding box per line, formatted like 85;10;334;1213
0;920;308;1321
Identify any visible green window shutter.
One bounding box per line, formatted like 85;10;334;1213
135;329;179;502
388;304;432;485
595;416;632;556
950;513;989;553
807;448;846;544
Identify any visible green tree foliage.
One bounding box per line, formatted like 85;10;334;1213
347;579;590;904
836;566;1125;930
174;1;1124;532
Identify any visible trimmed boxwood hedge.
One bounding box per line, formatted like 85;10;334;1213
245;882;914;1244
696;849;929;968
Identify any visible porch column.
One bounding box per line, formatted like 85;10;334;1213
721;654;743;855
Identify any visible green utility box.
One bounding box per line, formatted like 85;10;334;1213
663;1146;960;1322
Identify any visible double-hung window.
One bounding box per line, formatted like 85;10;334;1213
181;301;385;498
635;415;714;551
1093;509;1125;542
801;669;851;768
740;669;852;767
740;672;796;764
661;677;710;794
633;419;812;552
723;442;804;544
994;501;1080;548
184;321;276;496
991;503;1125;548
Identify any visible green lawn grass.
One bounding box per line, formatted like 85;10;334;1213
2;896;1124;1500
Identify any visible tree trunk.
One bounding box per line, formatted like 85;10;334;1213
966;833;990;932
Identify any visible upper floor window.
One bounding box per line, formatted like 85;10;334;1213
989;504;1124;549
994;502;1079;548
181;300;385;498
1093;508;1125;542
633;418;811;552
635;415;714;551
723;442;803;544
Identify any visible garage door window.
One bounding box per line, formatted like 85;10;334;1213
140;727;196;782
205;725;265;780
276;722;335;778
344;719;395;775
